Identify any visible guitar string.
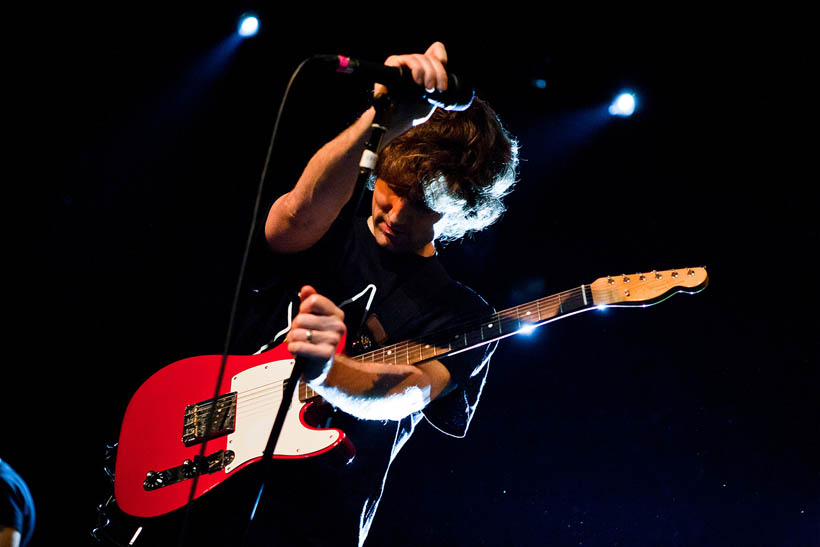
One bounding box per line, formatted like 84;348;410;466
356;293;578;364
358;276;682;363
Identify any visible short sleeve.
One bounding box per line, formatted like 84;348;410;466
422;340;496;437
420;282;496;437
0;460;34;546
0;480;23;531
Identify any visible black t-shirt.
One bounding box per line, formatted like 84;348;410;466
0;459;35;547
216;215;496;546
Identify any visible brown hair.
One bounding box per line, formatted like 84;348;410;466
372;98;519;241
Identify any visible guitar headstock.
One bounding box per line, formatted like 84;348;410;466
589;267;708;307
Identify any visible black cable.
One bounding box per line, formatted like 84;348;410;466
177;55;315;547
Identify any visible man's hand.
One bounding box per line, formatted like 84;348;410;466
288;285;346;380
287;285;452;421
375;42;449;143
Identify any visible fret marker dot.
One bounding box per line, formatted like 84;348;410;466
488;323;493;328
387;350;392;355
526;311;531;315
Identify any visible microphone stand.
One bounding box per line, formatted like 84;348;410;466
239;94;392;546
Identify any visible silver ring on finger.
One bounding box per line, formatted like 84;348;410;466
306;329;314;343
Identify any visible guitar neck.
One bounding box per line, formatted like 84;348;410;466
352;284;594;367
300;267;708;401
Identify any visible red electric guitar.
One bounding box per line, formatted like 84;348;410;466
114;267;708;518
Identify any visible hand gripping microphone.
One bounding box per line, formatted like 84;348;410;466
314;54;474;111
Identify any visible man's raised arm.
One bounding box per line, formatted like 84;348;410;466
264;109;376;253
264;42;449;254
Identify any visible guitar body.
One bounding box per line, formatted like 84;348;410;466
114;343;352;518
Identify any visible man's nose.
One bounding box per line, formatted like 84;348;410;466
387;197;414;226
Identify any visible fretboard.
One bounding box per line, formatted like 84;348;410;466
356;284;593;365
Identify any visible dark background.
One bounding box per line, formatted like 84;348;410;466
7;5;816;546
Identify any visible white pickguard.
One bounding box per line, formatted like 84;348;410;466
223;359;341;473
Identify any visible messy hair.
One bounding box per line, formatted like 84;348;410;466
369;97;519;241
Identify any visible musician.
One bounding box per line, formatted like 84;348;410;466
241;42;518;546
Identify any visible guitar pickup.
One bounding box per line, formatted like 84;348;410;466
143;450;235;491
182;392;237;446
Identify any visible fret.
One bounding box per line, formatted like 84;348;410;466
464;328;483;348
384;347;395;365
450;332;463;350
481;316;502;339
520;307;535;323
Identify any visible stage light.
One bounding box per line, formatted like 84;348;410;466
237;13;259;37
532;79;547;89
518;324;537;335
609;92;636;117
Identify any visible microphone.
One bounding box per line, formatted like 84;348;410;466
314;54;474;111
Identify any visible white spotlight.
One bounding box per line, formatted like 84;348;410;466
237;14;259;37
609;92;636;117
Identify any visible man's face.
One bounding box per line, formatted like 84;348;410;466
370;177;443;256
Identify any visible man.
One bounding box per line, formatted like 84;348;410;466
246;42;518;546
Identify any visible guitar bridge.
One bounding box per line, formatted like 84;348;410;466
182;392;237;446
143;450;235;491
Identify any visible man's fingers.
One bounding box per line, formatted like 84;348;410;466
292;313;346;336
288;340;337;360
291;326;342;347
299;286;344;320
425;41;448;66
381;47;448;94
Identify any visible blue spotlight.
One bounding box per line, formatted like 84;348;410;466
609;92;636;117
237;13;259;37
518;324;537;335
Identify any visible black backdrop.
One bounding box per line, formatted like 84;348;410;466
7;5;817;546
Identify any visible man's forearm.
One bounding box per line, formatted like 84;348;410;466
304;354;446;421
265;107;376;253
